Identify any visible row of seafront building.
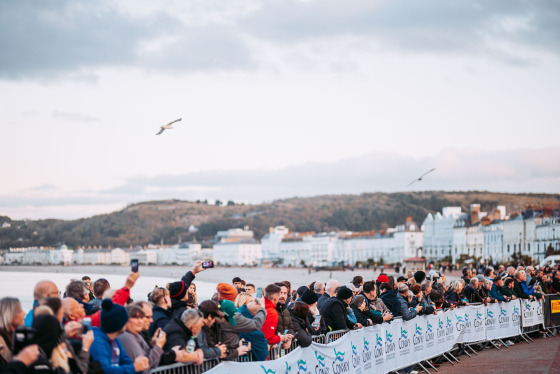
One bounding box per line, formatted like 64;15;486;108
1;205;559;267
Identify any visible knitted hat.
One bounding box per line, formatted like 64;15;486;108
397;276;407;283
297;286;309;297
377;274;389;284
217;283;238;302
219;300;237;326
414;271;426;283
301;289;318;305
168;281;187;300
100;299;128;333
337;286;353;300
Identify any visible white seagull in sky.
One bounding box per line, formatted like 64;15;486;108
406;168;436;187
156;118;182;135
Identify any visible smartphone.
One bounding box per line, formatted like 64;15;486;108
131;259;139;273
202;260;214;269
312;315;321;328
242;341;249;346
256;287;263;298
83;317;91;329
283;329;289;334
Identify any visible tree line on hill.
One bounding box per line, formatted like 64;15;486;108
0;191;558;249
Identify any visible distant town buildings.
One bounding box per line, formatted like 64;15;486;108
423;203;559;264
1;203;559;267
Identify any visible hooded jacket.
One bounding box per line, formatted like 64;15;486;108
261;297;281;344
89;327;135;374
396;293;417;321
379;290;399;316
237;305;268;361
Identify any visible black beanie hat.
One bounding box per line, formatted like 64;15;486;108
297;286;309;297
414;271;426;284
301;289;318;305
168;281;187;300
100;299;128;333
337;286;353;300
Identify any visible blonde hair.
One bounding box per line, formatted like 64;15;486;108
51;344;70;372
150;287;169;305
235;293;252;308
0;297;22;336
34;305;54;317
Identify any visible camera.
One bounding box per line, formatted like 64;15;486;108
12;326;36;355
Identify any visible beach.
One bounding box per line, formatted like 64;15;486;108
0;264;404;288
0;264;460;312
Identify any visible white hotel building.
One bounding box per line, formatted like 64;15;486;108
261;217;423;267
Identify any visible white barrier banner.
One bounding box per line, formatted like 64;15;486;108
486;300;521;340
206;303;524;374
521;299;544;328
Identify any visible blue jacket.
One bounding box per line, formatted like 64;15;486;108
521;281;535;296
379;290;399;316
238;305;268;361
89;327;135;374
396;294;417;321
489;284;506;302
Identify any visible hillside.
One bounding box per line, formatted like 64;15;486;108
0;191;558;249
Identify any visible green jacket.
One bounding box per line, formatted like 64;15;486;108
500;286;518;298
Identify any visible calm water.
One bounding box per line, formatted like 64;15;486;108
0;271;216;313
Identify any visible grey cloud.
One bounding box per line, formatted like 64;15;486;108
1;0;558;79
1;147;558;214
0;0;252;79
241;0;560;62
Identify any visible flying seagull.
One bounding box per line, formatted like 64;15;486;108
156;118;182;135
406;168;436;187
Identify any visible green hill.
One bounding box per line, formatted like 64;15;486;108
1;191;558;249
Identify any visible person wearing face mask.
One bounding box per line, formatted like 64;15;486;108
119;304;166;374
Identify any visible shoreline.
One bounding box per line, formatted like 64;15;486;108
0;265;459;287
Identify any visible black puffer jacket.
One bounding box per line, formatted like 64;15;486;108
290;315;312;347
319;297;355;332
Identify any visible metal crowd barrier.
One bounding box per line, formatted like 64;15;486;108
151;297;560;374
150;359;220;374
543;294;560;334
325;329;350;343
312;334;326;344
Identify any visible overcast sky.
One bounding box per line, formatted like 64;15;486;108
1;0;559;220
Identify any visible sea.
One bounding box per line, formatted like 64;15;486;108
0;271;217;313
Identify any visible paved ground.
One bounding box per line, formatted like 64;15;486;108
431;334;560;374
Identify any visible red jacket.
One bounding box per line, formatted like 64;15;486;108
90;287;131;327
261;297;281;344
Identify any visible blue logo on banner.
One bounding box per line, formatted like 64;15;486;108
334;348;345;362
315;352;325;367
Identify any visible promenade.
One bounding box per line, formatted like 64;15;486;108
436;335;560;374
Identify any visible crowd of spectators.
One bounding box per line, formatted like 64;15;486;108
1;260;559;373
